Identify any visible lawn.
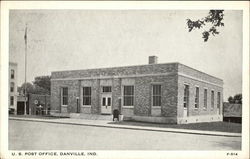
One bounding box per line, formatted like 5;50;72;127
109;121;242;133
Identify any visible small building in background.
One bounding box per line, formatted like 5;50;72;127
9;62;18;114
17;93;50;115
28;93;50;115
223;102;242;123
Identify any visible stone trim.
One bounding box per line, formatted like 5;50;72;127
177;114;222;124
51;72;176;81
51;72;222;88
122;106;134;109
81;105;91;108
178;73;223;88
152;106;161;109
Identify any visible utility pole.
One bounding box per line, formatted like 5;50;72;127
24;23;27;115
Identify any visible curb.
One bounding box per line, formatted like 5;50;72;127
9;117;242;137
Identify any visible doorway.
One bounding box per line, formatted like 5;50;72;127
101;94;112;114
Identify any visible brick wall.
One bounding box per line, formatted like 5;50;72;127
134;74;178;117
51;63;179;115
51;63;178;79
50;80;79;113
177;75;223;118
112;78;122;111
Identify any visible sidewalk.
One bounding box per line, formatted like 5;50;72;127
9;116;241;137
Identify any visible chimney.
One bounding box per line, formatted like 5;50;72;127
148;56;158;64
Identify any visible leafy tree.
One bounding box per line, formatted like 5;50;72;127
19;82;35;94
186;10;224;42
228;96;234;103
233;94;242;104
19;75;51;95
32;76;51;92
228;94;242;104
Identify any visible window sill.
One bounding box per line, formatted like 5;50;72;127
61;105;68;107
122;106;134;109
81;105;91;108
152;106;161;109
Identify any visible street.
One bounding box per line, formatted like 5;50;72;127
9;120;241;150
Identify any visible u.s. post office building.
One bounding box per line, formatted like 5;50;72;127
51;56;223;124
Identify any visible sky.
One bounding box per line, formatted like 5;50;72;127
9;10;242;101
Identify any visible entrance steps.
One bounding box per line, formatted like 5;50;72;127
70;113;113;121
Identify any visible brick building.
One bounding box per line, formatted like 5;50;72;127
9;62;18;114
51;56;223;124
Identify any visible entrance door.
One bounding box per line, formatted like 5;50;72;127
101;95;112;114
17;102;24;115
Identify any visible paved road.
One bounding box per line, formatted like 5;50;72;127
9;120;241;150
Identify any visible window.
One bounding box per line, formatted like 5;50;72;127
211;90;214;109
102;86;111;93
123;86;134;106
107;97;111;106
217;92;221;108
11;69;14;79
195;87;199;109
152;85;161;106
83;87;91;105
204;89;207;109
61;87;68;106
10;96;14;105
183;84;189;108
10;82;14;92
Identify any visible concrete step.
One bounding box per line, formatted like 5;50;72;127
70;113;113;121
50;112;70;118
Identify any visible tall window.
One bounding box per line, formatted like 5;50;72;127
61;87;68;106
83;87;91;105
217;92;221;108
152;85;161;106
123;86;134;106
204;89;207;109
10;96;14;105
11;69;14;79
102;86;111;93
211;90;214;109
10;82;14;92
183;84;189;108
195;87;199;109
